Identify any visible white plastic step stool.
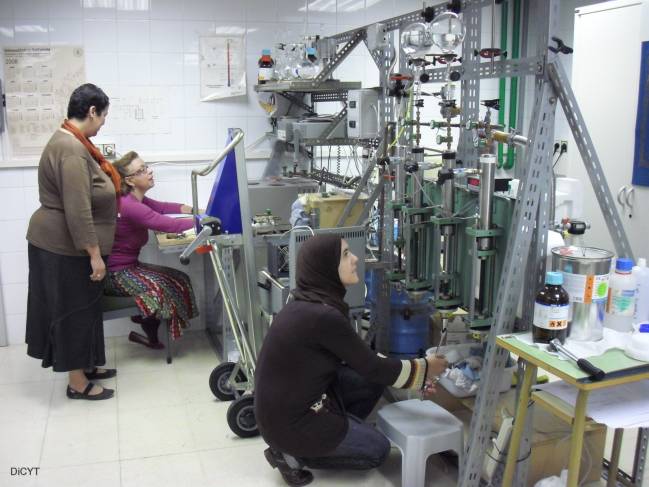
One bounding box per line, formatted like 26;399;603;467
376;399;464;487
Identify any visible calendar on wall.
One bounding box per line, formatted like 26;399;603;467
3;46;85;157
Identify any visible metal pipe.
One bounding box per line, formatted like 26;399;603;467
190;129;245;222
478;154;497;251
608;429;624;487
209;242;256;370
441;151;456;217
492;130;528;146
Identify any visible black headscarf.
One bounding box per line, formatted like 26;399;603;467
292;234;349;317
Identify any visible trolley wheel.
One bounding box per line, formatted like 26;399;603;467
227;395;259;438
209;362;245;401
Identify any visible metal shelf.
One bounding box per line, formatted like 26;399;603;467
254;80;361;93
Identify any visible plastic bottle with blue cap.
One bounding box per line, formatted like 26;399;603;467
632;258;649;323
604;257;636;332
296;47;320;79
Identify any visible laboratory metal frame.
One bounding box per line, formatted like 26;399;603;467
209;0;649;482
292;0;645;486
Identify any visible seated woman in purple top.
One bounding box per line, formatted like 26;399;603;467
106;151;198;349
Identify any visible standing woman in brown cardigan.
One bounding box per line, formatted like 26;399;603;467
26;83;121;400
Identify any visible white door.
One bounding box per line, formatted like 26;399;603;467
569;0;649;259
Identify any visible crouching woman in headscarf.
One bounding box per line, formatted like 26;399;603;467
254;234;447;486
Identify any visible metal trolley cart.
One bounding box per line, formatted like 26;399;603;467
180;128;265;438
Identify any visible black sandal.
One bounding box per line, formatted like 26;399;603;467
66;382;114;401
128;331;165;350
84;367;117;380
264;448;313;486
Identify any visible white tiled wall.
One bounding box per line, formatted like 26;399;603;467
0;0;421;161
0;0;428;344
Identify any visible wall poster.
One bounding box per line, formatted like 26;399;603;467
4;46;85;157
199;35;246;101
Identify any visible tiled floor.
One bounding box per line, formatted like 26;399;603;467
2;332;647;487
0;332;459;487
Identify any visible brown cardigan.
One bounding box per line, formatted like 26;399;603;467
27;129;117;257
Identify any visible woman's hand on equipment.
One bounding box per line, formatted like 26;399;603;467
422;379;438;396
90;255;106;281
426;355;448;380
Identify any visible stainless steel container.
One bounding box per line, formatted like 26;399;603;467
551;246;614;341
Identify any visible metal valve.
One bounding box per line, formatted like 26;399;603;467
549;37;573;55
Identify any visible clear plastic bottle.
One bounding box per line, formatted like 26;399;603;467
283;44;299;80
273;44;287;80
257;49;275;84
633;258;649;323
605;258;636;332
296;47;320;79
533;271;570;344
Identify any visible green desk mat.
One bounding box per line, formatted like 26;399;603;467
498;333;649;383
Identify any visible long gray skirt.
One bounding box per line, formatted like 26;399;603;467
26;244;107;372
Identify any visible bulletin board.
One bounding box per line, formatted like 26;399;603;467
199;35;246;101
4;46;85;157
633;40;649;186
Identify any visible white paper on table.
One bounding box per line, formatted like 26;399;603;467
535;380;649;428
515;329;631;359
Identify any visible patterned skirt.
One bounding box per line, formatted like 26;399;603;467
105;263;198;339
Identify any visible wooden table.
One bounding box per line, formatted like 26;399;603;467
496;333;649;487
155;231;195;253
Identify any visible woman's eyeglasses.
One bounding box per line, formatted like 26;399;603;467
126;165;149;177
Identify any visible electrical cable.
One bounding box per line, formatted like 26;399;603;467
389;87;415;149
412;174;440;208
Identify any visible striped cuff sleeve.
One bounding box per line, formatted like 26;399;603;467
392;358;427;390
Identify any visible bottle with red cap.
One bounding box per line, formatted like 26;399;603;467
257;49;275;84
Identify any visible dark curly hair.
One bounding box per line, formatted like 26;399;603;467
67;83;109;120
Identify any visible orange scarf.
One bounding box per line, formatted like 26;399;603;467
61;120;121;197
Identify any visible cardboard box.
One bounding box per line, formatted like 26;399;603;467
302;192;367;228
490;391;605;486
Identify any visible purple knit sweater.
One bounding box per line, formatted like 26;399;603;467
107;193;194;271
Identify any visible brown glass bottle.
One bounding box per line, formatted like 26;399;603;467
533;271;571;344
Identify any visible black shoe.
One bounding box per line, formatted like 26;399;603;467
264;448;313;486
84;367;117;380
131;315;162;344
66;382;114;401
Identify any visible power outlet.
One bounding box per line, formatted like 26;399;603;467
482;415;513;482
560;140;568;154
99;143;116;158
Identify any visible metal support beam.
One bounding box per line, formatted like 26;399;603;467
547;60;635;260
460;77;558;487
232;132;265;357
337;157;378;227
278;92;314;114
634;428;648;486
318;107;348;140
354;179;384;226
457;2;482;167
521;86;555;329
312;30;366;87
423;57;543;83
